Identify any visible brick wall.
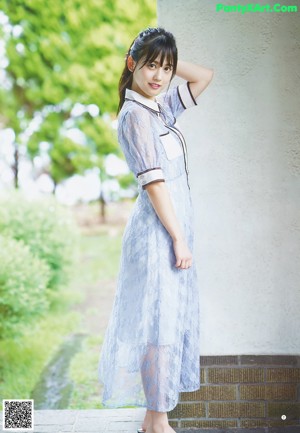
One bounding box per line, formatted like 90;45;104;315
168;355;300;429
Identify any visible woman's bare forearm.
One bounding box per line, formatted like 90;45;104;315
176;59;214;83
176;59;214;100
144;181;184;241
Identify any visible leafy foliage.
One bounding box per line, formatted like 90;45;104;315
0;234;50;339
0;0;156;190
1;0;156;112
0;191;80;292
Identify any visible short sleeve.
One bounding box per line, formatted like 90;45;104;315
157;81;197;119
118;108;165;190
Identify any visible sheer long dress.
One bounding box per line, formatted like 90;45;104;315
98;81;201;412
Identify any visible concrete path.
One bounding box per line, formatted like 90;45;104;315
34;408;144;432
1;408;146;433
1;408;299;433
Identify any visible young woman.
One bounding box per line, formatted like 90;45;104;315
98;27;214;433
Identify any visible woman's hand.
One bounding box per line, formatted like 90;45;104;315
173;238;193;269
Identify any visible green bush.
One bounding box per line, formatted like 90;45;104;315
0;191;79;293
0;235;51;339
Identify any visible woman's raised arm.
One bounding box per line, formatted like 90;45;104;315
176;59;214;101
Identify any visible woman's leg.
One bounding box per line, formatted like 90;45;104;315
140;344;177;431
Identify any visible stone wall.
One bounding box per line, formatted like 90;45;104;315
169;355;300;429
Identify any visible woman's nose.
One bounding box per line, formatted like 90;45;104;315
154;67;162;81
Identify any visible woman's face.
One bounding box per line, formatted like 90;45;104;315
129;54;174;100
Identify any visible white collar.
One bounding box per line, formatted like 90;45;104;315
125;88;160;113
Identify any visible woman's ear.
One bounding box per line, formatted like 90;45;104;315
127;55;136;72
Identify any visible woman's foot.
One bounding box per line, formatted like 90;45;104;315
140;409;151;431
140;409;176;432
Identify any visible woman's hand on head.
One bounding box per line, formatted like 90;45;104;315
172;238;193;269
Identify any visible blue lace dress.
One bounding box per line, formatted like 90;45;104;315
98;81;201;412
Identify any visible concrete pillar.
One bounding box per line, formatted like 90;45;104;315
158;0;300;355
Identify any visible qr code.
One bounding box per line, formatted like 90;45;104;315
2;400;34;431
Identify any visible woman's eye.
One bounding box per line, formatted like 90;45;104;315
147;63;172;71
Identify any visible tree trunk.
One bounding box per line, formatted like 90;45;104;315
99;188;106;223
12;144;19;189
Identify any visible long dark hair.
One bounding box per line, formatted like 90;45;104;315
117;27;178;114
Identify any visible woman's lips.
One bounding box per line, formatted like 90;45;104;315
149;83;161;89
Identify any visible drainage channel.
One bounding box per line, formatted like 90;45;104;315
31;332;88;409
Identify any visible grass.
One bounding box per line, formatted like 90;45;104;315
68;334;104;409
0;308;81;409
67;227;124;409
0;200;133;410
74;229;123;283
